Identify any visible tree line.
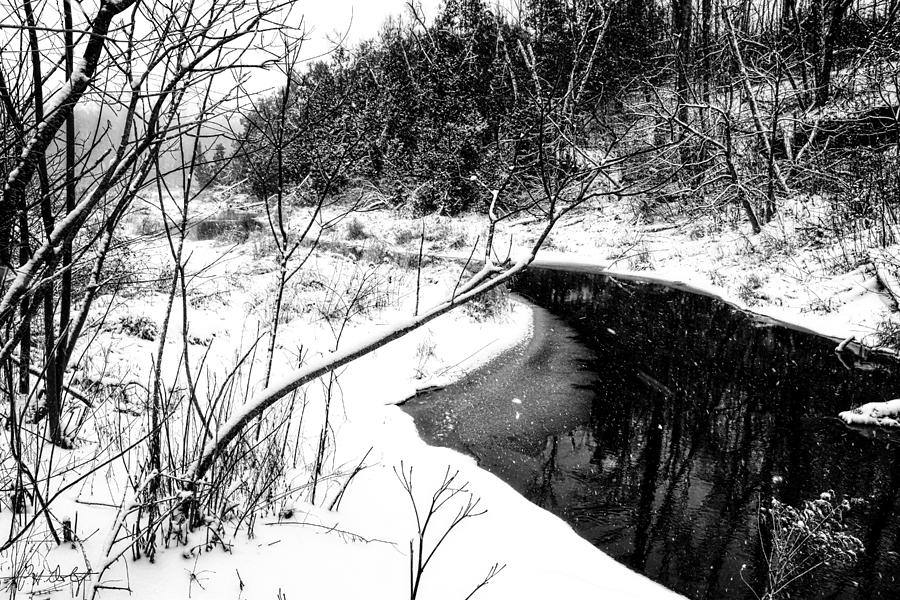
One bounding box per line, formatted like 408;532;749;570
223;0;899;228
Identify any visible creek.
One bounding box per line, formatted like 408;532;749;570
402;265;900;599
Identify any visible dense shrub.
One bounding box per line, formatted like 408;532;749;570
344;218;369;241
463;283;510;322
759;492;866;599
115;314;159;341
875;315;900;348
393;224;420;246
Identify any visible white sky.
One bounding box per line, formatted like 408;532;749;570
234;0;443;96
297;0;442;60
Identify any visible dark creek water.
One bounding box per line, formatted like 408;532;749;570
402;265;900;600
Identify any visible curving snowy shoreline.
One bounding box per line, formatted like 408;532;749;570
528;252;898;360
117;294;686;600
325;295;686;600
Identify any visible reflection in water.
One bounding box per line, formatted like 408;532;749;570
407;267;900;600
514;268;900;600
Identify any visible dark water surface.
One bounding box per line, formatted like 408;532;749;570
402;266;900;600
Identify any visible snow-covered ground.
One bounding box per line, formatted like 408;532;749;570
2;199;684;599
353;195;898;357
307;195;899;356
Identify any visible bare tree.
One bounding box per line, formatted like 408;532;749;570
232;35;368;392
0;0;293;557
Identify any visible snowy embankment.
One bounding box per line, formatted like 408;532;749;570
95;292;679;599
499;195;899;359
529;252;888;353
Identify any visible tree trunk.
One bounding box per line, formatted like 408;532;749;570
701;0;712;103
58;0;76;410
814;0;851;107
673;0;693;128
782;0;795;29
24;0;63;445
17;208;30;398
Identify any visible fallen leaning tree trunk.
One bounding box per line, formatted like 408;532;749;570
186;237;546;483
185;157;576;481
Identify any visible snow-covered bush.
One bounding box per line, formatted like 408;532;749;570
249;229;279;258
755;492;865;599
413;334;437;380
312;263;395;326
115;314;159;341
395;463;504;599
71;241;143;298
215;222;251;245
393;223;420;246
821;149;900;250
151;263;175;293
446;230;469;250
875;315;900;348
628;246;653;271
737;273;765;305
360;240;393;264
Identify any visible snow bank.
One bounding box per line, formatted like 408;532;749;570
839;399;900;428
497;194;900;361
524;252;893;356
